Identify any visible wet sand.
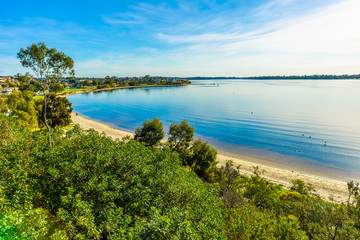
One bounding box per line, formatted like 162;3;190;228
71;112;350;203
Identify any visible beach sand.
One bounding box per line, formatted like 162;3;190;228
71;112;350;203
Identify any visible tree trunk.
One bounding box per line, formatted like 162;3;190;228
43;89;52;148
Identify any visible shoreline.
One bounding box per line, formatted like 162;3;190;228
70;112;350;203
60;84;190;97
217;149;351;185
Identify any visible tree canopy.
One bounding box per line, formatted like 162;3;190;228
168;119;194;152
5;91;38;128
188;138;218;177
134;117;165;147
40;94;73;128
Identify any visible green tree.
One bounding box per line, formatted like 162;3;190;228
38;94;73;128
17;42;74;147
188;138;217;177
83;79;90;86
5;91;38;127
18;83;35;92
15;72;36;93
168;119;194;160
15;72;32;85
92;79;99;87
52;82;65;93
134;117;165;147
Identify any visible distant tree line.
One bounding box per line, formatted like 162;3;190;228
8;74;191;92
187;74;360;80
81;75;191;90
244;74;360;80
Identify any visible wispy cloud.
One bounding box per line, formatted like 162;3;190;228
144;0;360;76
102;2;175;27
76;0;360;76
2;0;359;77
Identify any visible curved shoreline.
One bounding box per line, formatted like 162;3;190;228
60;84;190;97
70;112;350;203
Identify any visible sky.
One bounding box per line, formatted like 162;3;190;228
1;0;360;77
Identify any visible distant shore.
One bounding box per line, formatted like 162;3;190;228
70;112;350;203
60;84;190;97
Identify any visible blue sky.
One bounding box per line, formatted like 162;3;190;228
1;0;359;77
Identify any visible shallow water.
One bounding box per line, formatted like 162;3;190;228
68;79;360;180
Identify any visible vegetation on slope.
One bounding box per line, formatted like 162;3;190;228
1;107;360;239
2;71;360;239
0;117;224;239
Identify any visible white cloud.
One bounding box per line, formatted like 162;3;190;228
151;0;360;76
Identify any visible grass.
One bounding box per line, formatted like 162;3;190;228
33;95;44;100
61;88;94;93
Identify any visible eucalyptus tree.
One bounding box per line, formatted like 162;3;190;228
17;42;74;147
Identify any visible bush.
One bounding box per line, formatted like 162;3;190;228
290;179;314;196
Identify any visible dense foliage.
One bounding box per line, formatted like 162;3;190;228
0;117;224;239
2;102;360;239
5;91;38;127
40;94;73;128
4;91;72;130
168;120;194;160
167;120;217;178
134;117;165;147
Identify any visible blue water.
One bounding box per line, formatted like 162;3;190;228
67;80;360;180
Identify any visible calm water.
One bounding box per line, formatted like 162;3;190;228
68;80;360;180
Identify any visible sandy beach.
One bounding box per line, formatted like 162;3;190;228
71;112;350;203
